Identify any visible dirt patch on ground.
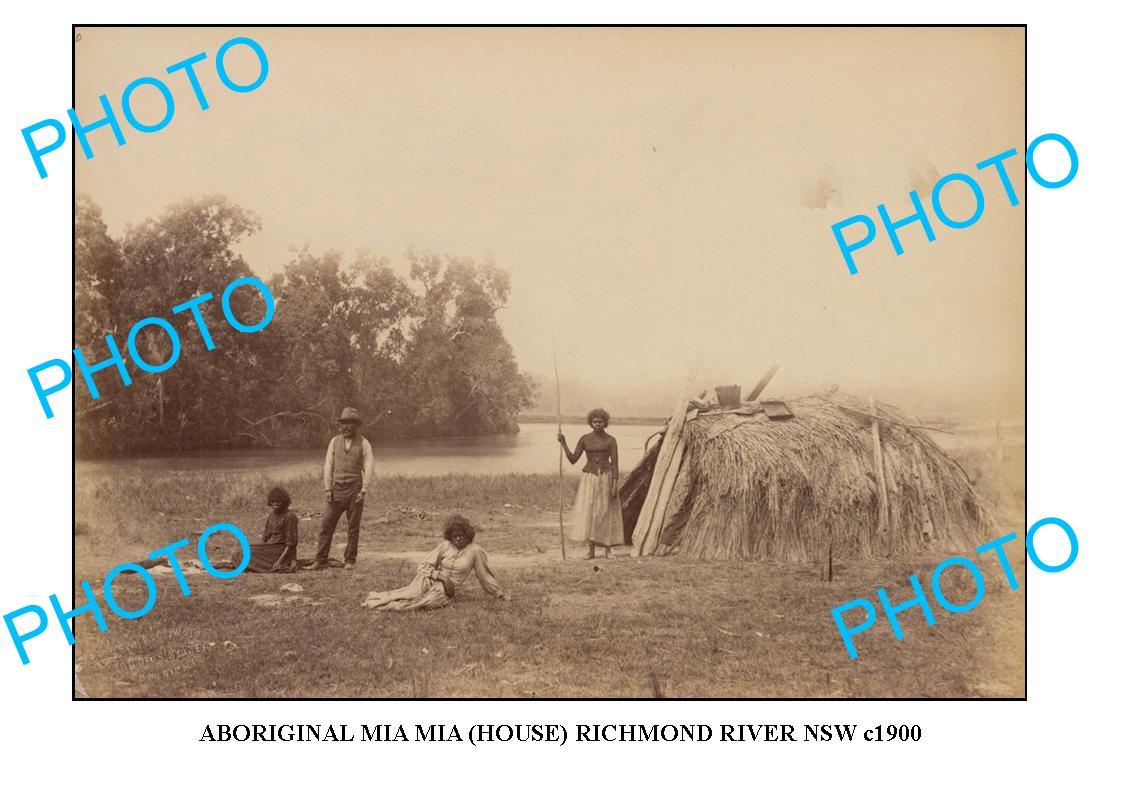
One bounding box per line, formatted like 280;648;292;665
372;548;635;570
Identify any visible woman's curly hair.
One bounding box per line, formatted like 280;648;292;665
442;513;478;544
267;486;292;510
586;407;610;427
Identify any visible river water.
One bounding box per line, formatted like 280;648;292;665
75;421;667;480
74;418;1021;482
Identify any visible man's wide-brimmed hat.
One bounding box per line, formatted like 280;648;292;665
336;407;362;424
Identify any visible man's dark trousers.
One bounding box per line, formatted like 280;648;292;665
316;482;364;564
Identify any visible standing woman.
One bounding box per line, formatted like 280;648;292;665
557;408;625;559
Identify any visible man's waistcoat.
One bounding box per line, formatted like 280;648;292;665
331;435;366;485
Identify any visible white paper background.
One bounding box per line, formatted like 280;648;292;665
0;2;1113;792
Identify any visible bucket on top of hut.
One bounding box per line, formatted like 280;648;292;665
715;384;742;408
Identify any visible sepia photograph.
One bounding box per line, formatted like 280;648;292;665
71;25;1025;698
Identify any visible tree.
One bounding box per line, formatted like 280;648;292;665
233;249;414;446
82;196;263;451
73;196;537;453
75;193;123;343
346;252;416;438
402;252;537;436
75;195;126;453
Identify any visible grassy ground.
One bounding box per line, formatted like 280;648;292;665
74;435;1026;699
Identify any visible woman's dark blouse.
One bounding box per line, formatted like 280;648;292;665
579;432;617;475
262;511;299;546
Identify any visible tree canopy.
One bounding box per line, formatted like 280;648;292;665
74;195;537;455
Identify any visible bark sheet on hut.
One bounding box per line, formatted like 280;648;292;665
620;395;987;561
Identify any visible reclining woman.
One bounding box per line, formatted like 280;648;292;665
361;514;507;610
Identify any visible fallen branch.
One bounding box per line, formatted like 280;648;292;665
78;400;114;417
238;410;332;428
221;430;275;447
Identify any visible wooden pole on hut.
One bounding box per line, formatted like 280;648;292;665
869;397;891;557
820;525;834;582
554;353;567;561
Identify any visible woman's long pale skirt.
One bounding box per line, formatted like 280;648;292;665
362;575;450;611
569;471;625;547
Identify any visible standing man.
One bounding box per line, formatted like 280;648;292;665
308;407;374;571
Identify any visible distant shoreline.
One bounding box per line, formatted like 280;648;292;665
519;414;667;426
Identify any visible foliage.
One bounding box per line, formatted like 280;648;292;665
75;194;122;343
74;196;537;454
402;252;537;437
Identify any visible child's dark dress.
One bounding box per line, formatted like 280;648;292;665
246;510;299;572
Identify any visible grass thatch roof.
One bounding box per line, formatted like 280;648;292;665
621;395;988;561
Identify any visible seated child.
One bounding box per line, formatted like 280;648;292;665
246;486;298;573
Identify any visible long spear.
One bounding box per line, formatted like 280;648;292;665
554;350;567;561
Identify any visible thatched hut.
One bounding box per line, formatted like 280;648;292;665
621;394;988;561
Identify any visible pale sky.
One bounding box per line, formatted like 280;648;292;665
76;26;1025;416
